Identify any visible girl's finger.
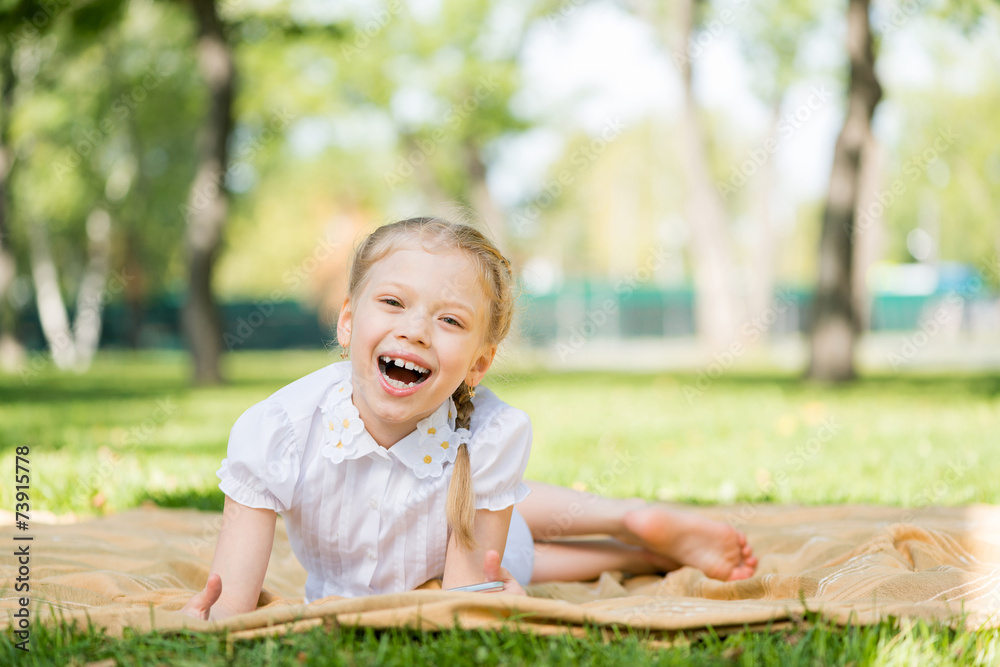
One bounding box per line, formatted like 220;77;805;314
201;573;223;608
182;573;223;620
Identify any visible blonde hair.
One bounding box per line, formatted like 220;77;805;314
346;217;515;551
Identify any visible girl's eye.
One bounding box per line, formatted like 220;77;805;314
441;316;463;328
381;298;402;307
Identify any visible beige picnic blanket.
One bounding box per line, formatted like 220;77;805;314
2;504;999;640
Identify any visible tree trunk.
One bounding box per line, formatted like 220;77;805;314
0;45;14;295
72;209;113;367
28;211;112;372
29;224;76;368
464;145;509;255
806;0;881;382
0;42;25;371
746;102;782;340
675;0;741;351
182;0;234;385
123;232;145;349
852;128;883;332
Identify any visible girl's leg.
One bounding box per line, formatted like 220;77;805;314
530;539;660;583
520;481;757;582
518;480;647;541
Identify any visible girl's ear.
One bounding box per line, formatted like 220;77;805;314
336;298;353;349
466;344;497;388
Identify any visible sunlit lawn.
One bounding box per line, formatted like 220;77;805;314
2;350;999;664
3;350;998;516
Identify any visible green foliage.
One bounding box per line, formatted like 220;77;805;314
333;0;532;199
65;0;127;37
879;50;1000;272
733;0;832;104
2;0;999;359
2;0;356;309
4;0;203;299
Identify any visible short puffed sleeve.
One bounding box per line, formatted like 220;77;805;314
217;400;301;512
469;406;532;511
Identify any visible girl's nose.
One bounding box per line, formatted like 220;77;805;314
397;311;430;346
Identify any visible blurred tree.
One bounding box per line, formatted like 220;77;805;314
336;0;534;254
0;0;64;368
28;208;111;370
0;17;21;369
878;6;1000;277
178;0;352;381
628;0;743;352
109;4;200;348
734;0;827;335
177;0;234;384
1;0;129;371
214;1;539;328
851;119;883;332
807;0;881;382
33;1;126;371
214;27;368;319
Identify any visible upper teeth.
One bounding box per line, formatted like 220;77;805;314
380;355;429;374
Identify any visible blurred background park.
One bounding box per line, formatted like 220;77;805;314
1;0;999;518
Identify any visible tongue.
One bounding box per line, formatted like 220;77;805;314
386;365;422;385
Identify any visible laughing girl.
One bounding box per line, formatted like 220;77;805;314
182;218;755;620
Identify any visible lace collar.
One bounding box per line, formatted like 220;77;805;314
319;378;471;479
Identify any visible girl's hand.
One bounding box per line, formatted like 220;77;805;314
180;573;224;620
177;497;277;621
443;507;527;595
483;549;526;596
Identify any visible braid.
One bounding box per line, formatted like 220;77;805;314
452;381;475;430
446;381;476;551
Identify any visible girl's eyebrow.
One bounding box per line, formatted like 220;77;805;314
378;281;477;315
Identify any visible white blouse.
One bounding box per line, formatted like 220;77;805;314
217;361;533;601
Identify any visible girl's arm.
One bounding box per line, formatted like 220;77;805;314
441;505;526;595
180;496;278;621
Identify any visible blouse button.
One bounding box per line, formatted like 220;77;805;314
367;550;377;561
369;497;378;509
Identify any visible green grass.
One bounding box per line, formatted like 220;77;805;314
2;350;999;663
3;615;999;665
4;351;998;515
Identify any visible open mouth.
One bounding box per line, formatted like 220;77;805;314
378;355;431;389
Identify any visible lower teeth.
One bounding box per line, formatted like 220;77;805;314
384;374;420;389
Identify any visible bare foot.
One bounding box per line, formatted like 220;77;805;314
619;505;757;581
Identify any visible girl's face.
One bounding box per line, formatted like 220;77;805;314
337;246;496;447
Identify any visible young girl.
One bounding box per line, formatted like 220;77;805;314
182;218;755;620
